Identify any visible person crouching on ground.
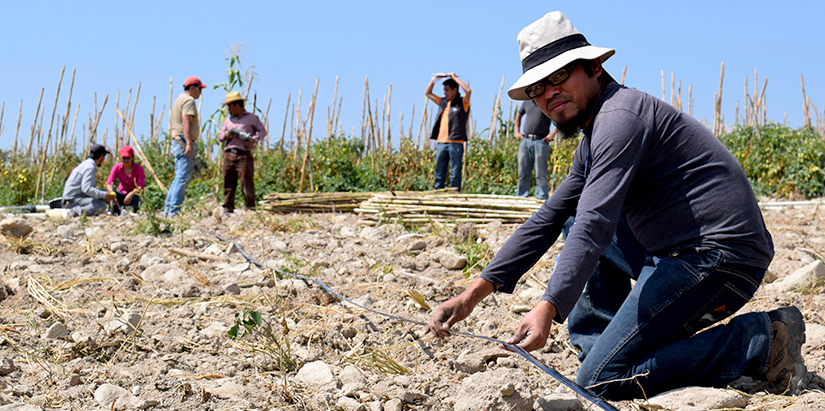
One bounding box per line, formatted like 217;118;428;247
62;144;116;217
106;145;145;213
426;11;805;400
217;91;267;214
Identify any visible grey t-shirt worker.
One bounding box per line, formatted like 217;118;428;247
517;99;552;136
62;144;115;216
427;11;804;402
515;99;554;199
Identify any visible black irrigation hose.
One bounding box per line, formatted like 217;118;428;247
208;229;619;411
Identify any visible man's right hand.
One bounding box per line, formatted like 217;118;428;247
425;295;476;339
515;132;524;140
424;277;496;339
184;143;194;159
105;192;116;202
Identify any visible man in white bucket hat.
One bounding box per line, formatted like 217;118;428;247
427;11;805;400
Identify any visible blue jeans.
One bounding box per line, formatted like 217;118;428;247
562;217;773;400
164;138;196;216
433;142;464;190
115;190;141;212
516;138;550;199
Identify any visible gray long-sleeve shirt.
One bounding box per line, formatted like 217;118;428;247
480;81;774;322
62;158;108;201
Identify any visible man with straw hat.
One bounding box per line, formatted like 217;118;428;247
217;90;267;214
426;11;805;400
164;75;206;217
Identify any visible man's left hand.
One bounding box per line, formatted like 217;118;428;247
244;140;255;149
543;129;558;143
501;300;556;352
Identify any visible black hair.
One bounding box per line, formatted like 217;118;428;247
184;84;195;90
443;78;458;90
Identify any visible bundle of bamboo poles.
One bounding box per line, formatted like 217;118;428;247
259;188;461;214
259;192;376;213
356;192;544;225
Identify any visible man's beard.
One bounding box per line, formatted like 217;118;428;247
552;94;597;138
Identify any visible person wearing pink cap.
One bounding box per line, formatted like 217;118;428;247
106;145;145;213
164;76;206;216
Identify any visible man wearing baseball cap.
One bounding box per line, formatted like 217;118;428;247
62;144;116;216
427;12;804;400
217;91;267;214
164;76;206;216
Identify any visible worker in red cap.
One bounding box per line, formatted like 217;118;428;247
164;76;207;216
106;145;146;213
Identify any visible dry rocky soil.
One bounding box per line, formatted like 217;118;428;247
0;201;822;411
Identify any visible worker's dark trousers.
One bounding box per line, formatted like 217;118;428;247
562;216;773;400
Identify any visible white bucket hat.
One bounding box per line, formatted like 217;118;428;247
508;12;615;101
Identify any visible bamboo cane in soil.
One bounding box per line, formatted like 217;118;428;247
660;70;665;101
489;76;505;142
386;84;392;153
361;76;368;140
293;87;303;169
505;99;513;142
715;62;724;137
89;94;109;146
621;65;627;85
408;104;415;143
152;106;164;143
128;83;141;152
60;68;75;144
328;76;339;140
334;97;342;139
264;98;272;148
801;74;810;128
117;107;168;194
34;105;45;162
166;77;173;156
25;88;45;160
299;79;319;192
35;67;66;200
150;95;156;144
689;84;693;117
13;100;22;154
0;103;4;139
278;94;290;153
244;74;254;100
417;97;428;150
70;102;79;149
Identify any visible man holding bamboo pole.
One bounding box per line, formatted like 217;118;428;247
218;91;267;214
164;76;206;217
425;73;471;191
427;11;805;400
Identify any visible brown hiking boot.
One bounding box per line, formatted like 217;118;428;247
758;306;807;395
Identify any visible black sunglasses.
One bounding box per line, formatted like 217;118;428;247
524;61;580;99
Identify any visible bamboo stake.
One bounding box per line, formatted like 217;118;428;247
0;103;4;139
299;78;319;192
25;88;45;160
408;104;415;143
505;98;513;142
244;74;254;100
386;84;392;152
333;97;343;139
127;83;142;151
34;105;45;161
13;100;22;154
488;76;505;142
60;68;76;147
801;74;811;128
152;106;164;142
278;93;291;153
264;98;272;148
166;77;173;156
660;70;665;101
714;62;724;137
621;65;627;85
89;94;109;145
670;72;675;107
117;107;168;194
69;102;79;149
361;76;368;140
417;96;428;150
35;66;65;200
328;76;339;140
293;87;303;167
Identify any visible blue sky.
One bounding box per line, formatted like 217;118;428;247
0;1;822;151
